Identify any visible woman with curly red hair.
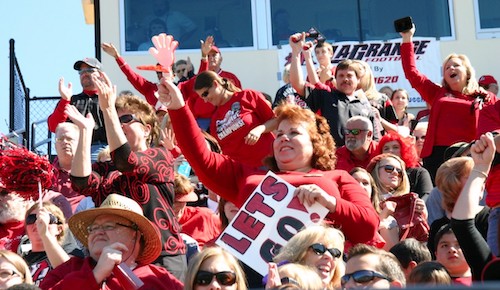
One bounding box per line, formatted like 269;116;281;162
377;132;433;199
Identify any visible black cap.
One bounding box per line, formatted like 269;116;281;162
73;57;103;70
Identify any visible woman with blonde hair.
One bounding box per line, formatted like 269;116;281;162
273;225;345;289
400;23;496;180
184;246;247;290
0;250;33;289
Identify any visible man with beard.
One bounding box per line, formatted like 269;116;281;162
336;116;378;172
47;58;107;162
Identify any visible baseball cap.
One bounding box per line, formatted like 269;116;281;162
73;57;103;70
478;75;498;87
209;45;220;54
443;141;473;161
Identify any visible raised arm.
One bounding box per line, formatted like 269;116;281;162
36;207;70;268
48;78;73;132
66;105;95;177
289;33;307;97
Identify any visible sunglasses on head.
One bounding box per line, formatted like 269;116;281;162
344;128;368;136
194;270;236;286
309;243;342;258
118;114;141;124
26;213;60;225
341;270;392;286
380;164;403;177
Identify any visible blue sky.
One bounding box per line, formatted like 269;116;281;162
0;1;94;134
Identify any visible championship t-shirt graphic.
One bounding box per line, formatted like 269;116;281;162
216;102;244;140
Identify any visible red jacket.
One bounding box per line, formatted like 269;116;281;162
170;106;379;244
401;42;496;158
39;256;183;290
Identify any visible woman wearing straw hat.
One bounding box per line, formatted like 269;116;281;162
40;194;183;290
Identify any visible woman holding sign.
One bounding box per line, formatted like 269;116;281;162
400;22;496;180
156;76;379;246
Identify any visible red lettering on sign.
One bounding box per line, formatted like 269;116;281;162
220;233;252;254
245;192;275;217
232;211;265;240
260;176;288;201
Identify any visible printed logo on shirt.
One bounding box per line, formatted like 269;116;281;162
31;259;51;286
216;102;245;140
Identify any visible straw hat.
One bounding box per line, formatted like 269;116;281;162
68;194;161;264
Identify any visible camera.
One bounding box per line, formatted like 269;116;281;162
394;16;413;33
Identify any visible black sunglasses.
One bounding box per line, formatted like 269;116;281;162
341;270;392;285
380;164;403;177
201;88;210;98
344;128;368;136
118;114;141;124
309;243;342;258
26;213;60;225
194;270;236;286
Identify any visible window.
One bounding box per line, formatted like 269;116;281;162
270;0;453;46
474;0;500;39
121;0;254;52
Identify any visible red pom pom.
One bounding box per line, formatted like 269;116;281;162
0;144;54;199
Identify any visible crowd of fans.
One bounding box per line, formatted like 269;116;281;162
1;20;500;290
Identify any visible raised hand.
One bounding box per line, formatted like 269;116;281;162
158;77;185;109
35;207;52;238
148;33;179;76
201;35;215;57
65;105;95;131
289;32;305;55
58;77;72;101
101;43;120;59
470;132;496;170
93;71;117;111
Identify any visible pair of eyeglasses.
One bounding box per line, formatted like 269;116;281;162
380;164;403;177
341;270;392;286
194;270;236;286
119;114;142;125
55;136;75;143
78;68;98;75
86;222;139;235
201;88;211;98
0;269;21;279
26;213;60;225
414;135;426;141
344;128;368;136
176;68;186;74
309;243;342;258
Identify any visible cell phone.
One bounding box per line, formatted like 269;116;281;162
112;263;144;290
394;16;413;33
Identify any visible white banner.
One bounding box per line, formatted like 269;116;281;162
278;37;442;107
215;171;329;276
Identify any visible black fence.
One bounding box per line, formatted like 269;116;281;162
8;39;59;156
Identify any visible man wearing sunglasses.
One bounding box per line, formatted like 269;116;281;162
336;116;379;172
343;244;405;289
47;57;107;162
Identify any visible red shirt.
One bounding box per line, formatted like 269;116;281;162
179;206;221;248
170;106;380;244
335;141;379;172
209;89;275;167
40;256;183;290
0;221;24;252
401;42;496;158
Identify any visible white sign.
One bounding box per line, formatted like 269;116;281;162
278;37;442;107
215;171;329;276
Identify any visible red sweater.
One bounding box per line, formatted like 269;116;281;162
170;106;379;244
209;89;275;167
401;42;496;158
39;256;183;290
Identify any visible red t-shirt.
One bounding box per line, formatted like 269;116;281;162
179;206;221;248
209;89;275;168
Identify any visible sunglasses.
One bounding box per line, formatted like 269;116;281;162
309;243;342;258
176;68;186;74
414;135;426;141
344;128;368;136
201;88;210;98
380;164;403;177
341;270;392;286
118;114;142;125
78;68;99;75
194;270;236;286
25;213;60;225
